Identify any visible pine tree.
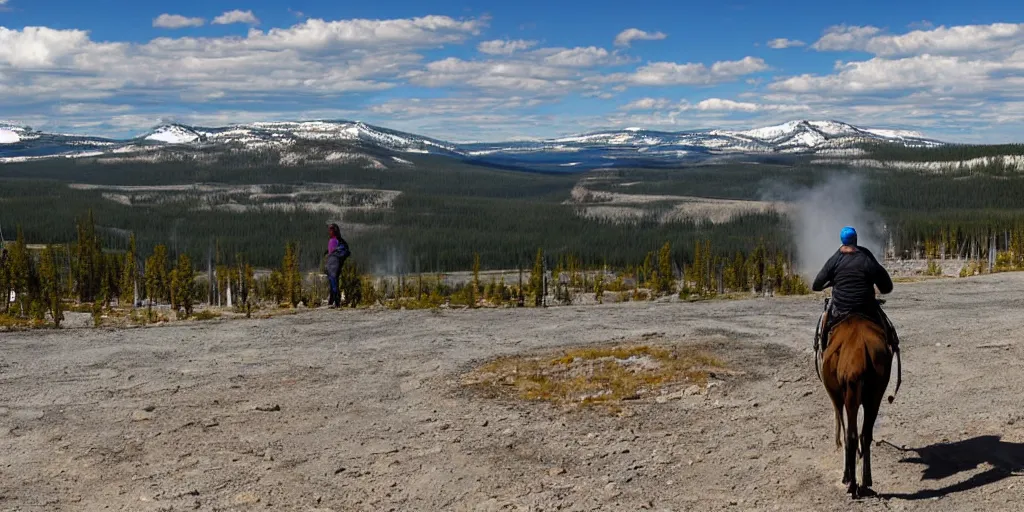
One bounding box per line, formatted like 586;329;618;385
771;251;786;294
282;242;301;307
749;239;767;295
171;253;195;318
0;245;9;315
471;252;481;307
734;252;748;292
73;209;103;303
702;240;713;295
691;240;704;294
657;241;674;294
101;253;119;310
38;245;64;327
9;228;32;317
531;248;544;306
120;233;137;309
144;245;169;309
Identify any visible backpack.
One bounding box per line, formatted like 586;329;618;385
330;236;351;266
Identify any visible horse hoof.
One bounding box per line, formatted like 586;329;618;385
848;484;859;498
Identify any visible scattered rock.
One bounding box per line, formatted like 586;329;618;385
254;405;281;412
234;492;260;505
142;405;156;412
548;467;566;476
684;385;701;396
131;410;154;422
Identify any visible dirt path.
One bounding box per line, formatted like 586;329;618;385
2;273;1023;511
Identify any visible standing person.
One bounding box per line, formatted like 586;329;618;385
324;223;350;308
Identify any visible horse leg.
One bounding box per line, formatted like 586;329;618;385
826;386;845;453
844;383;862;497
861;396;880;492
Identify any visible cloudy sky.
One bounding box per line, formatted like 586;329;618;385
1;0;1023;142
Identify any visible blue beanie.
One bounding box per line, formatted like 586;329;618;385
840;226;857;245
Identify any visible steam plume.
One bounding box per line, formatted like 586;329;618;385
789;173;883;283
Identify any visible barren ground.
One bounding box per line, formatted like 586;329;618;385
2;273;1023;511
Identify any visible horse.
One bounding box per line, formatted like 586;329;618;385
818;313;901;498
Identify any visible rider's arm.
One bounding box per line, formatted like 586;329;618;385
862;247;894;294
811;252;838;291
873;263;894;294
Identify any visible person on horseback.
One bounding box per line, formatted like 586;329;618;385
812;226;899;353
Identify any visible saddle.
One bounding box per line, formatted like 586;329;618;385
815;297;900;355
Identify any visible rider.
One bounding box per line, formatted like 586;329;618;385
812;226;897;351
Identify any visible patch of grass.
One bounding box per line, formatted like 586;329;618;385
0;313;38;330
193;310;221;321
463;342;725;408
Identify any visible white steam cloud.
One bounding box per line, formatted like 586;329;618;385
764;173;885;283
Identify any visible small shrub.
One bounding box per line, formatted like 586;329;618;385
193;310;221;321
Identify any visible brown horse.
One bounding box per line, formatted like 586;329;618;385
819;313;901;498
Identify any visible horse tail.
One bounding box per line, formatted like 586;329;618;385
887;347;902;404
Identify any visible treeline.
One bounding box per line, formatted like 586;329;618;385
890;223;1024;264
1;209;813;328
861;141;1024;163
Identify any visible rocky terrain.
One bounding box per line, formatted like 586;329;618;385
1;272;1022;511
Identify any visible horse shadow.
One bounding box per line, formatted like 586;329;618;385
878;435;1024;500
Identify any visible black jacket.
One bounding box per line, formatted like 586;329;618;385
812;245;893;313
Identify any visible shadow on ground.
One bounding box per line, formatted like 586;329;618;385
878;435;1024;500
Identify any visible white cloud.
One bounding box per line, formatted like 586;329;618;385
0;16;485;105
864;23;1024;57
55;103;134;115
477;39;537;55
0;26;99;67
614;28;667;47
627;56;768;85
541;46;623;67
619;98;672;110
370;96;545;118
408;46;626;94
244;15;485;49
688;98;809;113
767;38;805;49
811;25;881;52
811;23;1024;57
153;14;206;29
212;10;261;26
770;54;1019;95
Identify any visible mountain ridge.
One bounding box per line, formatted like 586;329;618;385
0;118;947;169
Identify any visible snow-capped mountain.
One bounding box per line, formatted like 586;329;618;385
138;120;461;155
0;119;946;169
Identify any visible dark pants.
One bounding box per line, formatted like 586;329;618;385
328;274;340;306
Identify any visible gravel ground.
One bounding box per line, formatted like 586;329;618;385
1;272;1023;511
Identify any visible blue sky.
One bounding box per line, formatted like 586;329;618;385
2;0;1024;142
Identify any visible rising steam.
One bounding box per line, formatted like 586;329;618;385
765;173;884;283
